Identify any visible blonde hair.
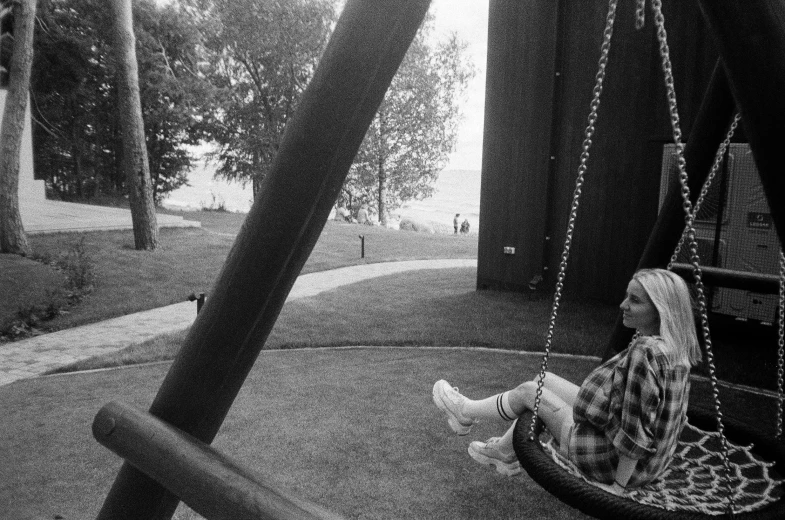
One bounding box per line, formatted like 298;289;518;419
633;268;701;366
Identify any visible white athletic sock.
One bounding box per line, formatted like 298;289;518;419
462;391;517;421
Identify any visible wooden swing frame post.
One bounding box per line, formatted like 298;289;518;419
606;0;785;359
94;1;432;518
698;0;785;250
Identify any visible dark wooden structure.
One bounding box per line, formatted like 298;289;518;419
477;0;719;303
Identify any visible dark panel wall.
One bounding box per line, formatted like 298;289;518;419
477;0;559;291
478;0;717;303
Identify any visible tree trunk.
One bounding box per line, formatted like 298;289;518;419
376;115;387;226
377;159;387;226
110;0;158;250
252;149;262;200
0;0;36;256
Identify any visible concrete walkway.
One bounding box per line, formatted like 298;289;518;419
0;259;477;387
21;199;200;234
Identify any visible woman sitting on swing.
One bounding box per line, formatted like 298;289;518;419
433;268;701;492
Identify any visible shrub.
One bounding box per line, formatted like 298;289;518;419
56;237;96;293
201;192;229;212
0;291;66;341
1;238;96;342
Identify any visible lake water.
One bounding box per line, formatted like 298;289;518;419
163;162;482;234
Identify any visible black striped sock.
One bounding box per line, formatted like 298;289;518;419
496;392;515;421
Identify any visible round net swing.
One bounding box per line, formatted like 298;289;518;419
517;408;785;518
510;0;785;518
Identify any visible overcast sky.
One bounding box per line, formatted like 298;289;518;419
429;0;488;171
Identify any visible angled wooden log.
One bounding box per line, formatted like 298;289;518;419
96;1;432;518
606;0;785;359
94;401;344;520
698;0;785;248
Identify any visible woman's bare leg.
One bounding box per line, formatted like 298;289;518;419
540;371;579;408
507;381;574;453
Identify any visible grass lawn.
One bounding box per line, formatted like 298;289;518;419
51;267;620;375
0;348;603;520
2;209;783;519
1;210;478;335
3;348;780;520
47;263;781;391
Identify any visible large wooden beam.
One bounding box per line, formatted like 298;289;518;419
94;401;344;520
477;0;560;292
603;62;737;359
95;1;431;518
698;0;785;248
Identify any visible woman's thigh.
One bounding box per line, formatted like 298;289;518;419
535;387;575;452
541;371;579;407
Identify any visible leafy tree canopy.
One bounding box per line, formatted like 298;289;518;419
338;15;475;224
183;0;337;197
32;0;212;202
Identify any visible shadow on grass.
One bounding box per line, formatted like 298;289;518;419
48;265;777;392
47;267;619;376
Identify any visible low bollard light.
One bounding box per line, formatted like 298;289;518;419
187;292;206;314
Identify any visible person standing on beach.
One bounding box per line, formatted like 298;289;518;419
454;214;460;234
357;204;370;225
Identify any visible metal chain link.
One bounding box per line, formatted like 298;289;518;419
777;249;785;439
528;0;619;440
650;0;735;513
635;0;646;30
668;113;741;270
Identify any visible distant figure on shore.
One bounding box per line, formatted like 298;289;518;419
460;219;470;234
334;206;350;222
454;213;460;234
357;204;370;225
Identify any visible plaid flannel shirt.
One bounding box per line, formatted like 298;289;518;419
568;335;690;487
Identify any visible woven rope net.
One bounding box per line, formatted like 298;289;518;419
538;421;784;515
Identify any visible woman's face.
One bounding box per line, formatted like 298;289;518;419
620;279;660;335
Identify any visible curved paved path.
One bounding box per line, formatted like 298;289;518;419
0;259;476;386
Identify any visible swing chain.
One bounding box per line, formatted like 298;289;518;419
777;249;785;439
650;0;736;513
528;0;619;441
668;113;742;270
635;0;646;30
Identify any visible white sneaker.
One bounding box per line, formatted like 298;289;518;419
468;437;521;476
432;380;475;435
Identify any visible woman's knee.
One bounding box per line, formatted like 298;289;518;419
507;381;538;414
512;381;538;401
